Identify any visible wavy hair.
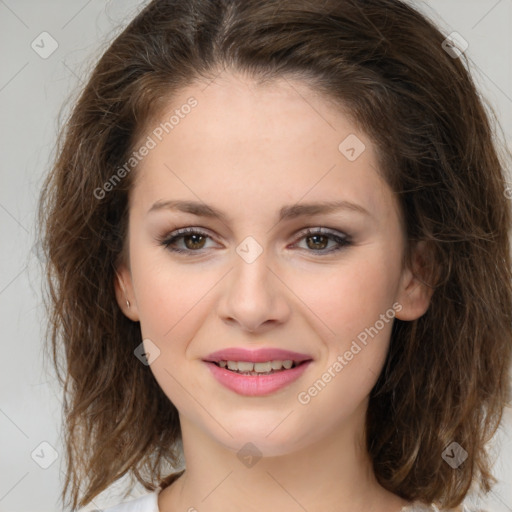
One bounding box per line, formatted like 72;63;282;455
38;0;512;509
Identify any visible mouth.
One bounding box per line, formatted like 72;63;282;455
203;348;313;396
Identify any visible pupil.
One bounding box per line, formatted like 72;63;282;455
185;234;205;250
307;235;327;250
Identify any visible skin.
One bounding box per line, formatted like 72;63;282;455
115;71;433;512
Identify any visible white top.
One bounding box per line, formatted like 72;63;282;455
96;491;471;512
95;489;161;512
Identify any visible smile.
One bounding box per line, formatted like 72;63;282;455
203;348;313;396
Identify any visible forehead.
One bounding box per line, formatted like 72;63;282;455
131;72;398;226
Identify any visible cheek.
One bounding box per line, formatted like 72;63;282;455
291;258;399;425
129;250;216;405
129;239;213;343
289;252;401;346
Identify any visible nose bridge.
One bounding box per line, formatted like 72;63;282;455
232;235;273;305
218;235;289;331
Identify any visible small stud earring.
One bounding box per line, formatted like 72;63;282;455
115;270;131;310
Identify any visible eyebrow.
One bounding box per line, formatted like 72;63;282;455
148;199;372;223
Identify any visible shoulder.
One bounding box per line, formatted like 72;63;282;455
402;502;483;512
88;470;184;512
91;490;160;512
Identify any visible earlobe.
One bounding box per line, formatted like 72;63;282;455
114;266;140;322
395;241;435;322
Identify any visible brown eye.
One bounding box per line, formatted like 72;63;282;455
159;228;214;254
294;228;351;255
183;233;207;250
305;234;329;251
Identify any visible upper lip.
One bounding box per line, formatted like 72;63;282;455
204;348;313;363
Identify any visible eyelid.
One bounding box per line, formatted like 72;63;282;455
294;226;348;239
290;227;351;252
158;226;217;247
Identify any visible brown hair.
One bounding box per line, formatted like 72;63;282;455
39;0;512;509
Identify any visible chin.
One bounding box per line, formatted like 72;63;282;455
208;413;314;458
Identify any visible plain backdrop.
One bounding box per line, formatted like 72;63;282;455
0;1;511;511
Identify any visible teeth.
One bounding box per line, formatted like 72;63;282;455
217;360;296;373
254;362;271;372
238;361;254;372
227;361;238;370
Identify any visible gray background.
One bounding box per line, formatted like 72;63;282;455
0;1;511;511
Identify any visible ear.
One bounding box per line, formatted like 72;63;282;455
395;240;435;321
114;264;140;322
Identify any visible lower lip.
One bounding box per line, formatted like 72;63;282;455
204;361;312;396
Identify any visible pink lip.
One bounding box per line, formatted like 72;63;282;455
204;348;312;364
203;348;313;396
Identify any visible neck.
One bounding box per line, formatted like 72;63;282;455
158;406;409;512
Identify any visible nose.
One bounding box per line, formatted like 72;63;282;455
216;245;291;334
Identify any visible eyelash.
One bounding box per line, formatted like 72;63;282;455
158;227;351;256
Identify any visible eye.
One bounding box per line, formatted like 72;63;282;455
292;227;351;255
158;227;216;254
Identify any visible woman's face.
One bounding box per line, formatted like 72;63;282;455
116;71;431;456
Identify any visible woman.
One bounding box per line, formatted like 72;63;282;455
39;0;512;511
